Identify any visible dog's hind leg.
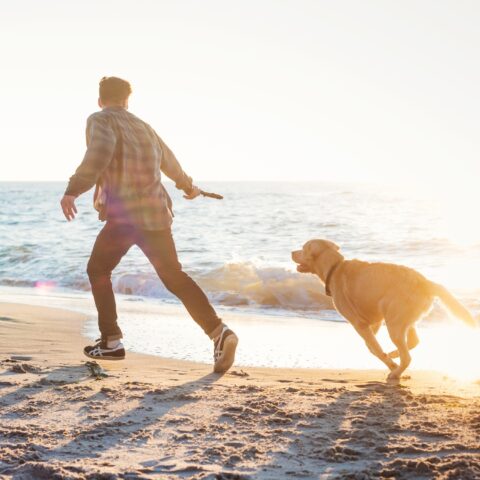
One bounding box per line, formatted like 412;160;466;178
387;326;419;359
353;323;398;371
386;324;412;380
371;321;382;335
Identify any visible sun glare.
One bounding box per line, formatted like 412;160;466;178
438;188;480;247
415;324;480;382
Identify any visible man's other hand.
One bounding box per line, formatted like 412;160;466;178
60;195;78;221
183;185;202;200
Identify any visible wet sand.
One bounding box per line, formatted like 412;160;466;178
0;302;479;479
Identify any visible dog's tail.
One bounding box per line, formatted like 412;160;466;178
430;282;477;327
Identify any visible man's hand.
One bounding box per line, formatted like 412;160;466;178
183;185;202;200
60;195;78;221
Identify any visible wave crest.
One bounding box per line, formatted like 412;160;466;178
112;262;334;311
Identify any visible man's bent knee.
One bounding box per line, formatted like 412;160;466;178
160;270;193;293
87;262;112;282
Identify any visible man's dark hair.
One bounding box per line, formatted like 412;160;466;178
99;76;132;104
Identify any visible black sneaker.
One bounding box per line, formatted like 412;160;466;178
84;339;125;361
213;326;238;373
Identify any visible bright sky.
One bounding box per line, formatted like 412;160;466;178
1;0;479;188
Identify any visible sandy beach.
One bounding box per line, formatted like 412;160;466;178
0;303;478;479
3;0;480;478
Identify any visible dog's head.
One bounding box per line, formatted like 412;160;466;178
291;239;341;273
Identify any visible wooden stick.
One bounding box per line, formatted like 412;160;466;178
200;190;224;200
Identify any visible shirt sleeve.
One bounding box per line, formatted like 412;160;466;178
155;133;193;193
64;114;117;197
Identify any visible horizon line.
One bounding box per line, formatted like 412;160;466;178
0;179;387;185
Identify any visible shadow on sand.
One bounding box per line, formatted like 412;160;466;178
45;368;222;460
251;379;408;479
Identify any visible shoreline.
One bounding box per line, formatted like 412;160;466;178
0;302;479;479
3;286;479;377
1;300;479;394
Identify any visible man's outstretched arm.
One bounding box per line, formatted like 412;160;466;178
61;115;116;220
155;134;201;200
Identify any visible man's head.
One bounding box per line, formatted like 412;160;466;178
98;76;132;109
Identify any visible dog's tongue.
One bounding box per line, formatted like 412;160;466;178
296;264;312;273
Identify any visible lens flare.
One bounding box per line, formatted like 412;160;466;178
34;280;56;293
413;323;480;382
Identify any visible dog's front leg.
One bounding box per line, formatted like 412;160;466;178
353;323;398;371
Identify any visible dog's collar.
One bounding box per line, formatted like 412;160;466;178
325;260;343;297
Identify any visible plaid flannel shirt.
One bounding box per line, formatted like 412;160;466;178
65;107;193;230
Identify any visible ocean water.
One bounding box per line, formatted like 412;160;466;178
1;181;479;373
1;181;480;312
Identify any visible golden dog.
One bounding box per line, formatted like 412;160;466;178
292;239;476;379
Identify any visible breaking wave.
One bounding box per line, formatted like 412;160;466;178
113;262;335;311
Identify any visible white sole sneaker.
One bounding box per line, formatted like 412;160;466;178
214;332;238;373
83;351;125;361
83;342;126;361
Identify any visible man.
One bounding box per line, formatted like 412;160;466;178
60;76;238;373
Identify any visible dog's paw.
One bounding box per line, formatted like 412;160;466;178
387;368;402;381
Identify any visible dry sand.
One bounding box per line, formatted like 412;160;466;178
0;302;479;480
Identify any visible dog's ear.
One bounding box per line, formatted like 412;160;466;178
324;240;340;252
304;240;323;260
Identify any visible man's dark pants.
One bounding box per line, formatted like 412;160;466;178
87;222;223;342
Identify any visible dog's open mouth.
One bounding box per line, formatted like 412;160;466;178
296;263;312;273
291;250;312;273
